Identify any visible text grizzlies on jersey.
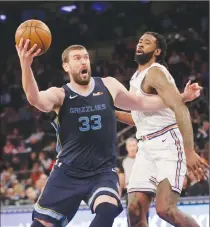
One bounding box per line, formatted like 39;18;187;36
70;104;107;114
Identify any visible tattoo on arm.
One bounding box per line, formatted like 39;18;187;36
146;67;194;152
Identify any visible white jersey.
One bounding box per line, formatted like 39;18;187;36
129;63;177;138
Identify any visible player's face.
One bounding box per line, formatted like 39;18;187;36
126;140;137;158
135;34;159;65
66;49;91;85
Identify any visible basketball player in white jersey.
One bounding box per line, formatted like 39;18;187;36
115;32;209;227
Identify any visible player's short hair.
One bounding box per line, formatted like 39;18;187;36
144;31;168;68
62;45;86;63
126;137;137;145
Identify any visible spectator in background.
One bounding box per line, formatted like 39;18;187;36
120;137;148;226
0;187;7;205
42;141;56;153
17;140;32;153
25;127;45;145
122;137;138;190
196;118;209;151
2;140;17;155
11;179;25;199
186;172;209;196
1;170;16;190
4;188;19;205
25;186;38;204
168;50;181;65
35;173;48;196
11;156;21;171
30;162;43;185
38;152;52;174
28;152;38;169
7;128;22;142
18;103;33;121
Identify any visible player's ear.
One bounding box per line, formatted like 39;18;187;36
62;62;69;72
154;48;161;57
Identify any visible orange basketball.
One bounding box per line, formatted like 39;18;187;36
15;19;52;56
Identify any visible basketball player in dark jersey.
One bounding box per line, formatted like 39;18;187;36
16;38;202;227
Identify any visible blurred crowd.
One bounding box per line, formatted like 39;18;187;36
0;1;209;206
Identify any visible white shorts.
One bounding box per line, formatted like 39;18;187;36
128;127;187;194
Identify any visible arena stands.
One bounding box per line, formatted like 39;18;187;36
0;1;209;206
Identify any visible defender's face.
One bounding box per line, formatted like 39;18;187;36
135;34;159;65
64;49;91;85
136;34;157;56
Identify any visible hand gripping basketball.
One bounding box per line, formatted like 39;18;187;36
15;19;52;56
16;38;41;67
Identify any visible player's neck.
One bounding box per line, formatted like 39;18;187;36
137;59;156;72
69;78;93;95
128;154;135;159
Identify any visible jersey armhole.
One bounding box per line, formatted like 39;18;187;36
139;70;156;96
98;77;115;108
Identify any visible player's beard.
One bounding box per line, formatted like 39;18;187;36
71;68;91;85
135;50;154;65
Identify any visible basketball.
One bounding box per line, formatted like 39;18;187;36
15;19;52;56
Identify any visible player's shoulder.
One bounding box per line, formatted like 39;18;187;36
147;63;170;78
130;71;139;81
46;87;65;101
102;76;117;83
47;86;65;94
147;66;163;74
148;63;165;72
101;76;120;89
146;64;174;86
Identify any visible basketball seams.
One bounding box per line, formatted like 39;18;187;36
18;21;28;29
32;20;41;26
19;22;28;41
35;22;50;30
34;25;51;35
16;20;51;56
35;27;45;53
28;21;33;47
16;26;51;35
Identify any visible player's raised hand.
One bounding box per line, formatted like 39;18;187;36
186;151;209;181
183;80;202;102
15;38;41;67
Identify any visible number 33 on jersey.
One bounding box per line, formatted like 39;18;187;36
51;78;117;177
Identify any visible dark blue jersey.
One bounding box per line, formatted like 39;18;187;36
51;78;117;177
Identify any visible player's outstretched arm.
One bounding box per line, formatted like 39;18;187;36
115;111;135;126
114;80;201;126
103;76;201;112
16;38;63;112
145;67;194;151
103;77;172;112
145;67;209;180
